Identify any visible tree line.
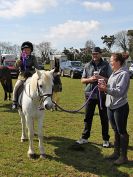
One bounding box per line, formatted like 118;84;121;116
0;30;133;64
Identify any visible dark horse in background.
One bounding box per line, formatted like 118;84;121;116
0;66;13;100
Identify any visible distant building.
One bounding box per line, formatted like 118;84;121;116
50;54;67;69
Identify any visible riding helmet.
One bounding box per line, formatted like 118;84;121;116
21;41;33;52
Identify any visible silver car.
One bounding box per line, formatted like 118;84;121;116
60;60;83;79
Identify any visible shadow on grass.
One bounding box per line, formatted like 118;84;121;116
44;136;130;177
0;103;15;113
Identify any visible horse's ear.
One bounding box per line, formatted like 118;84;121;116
35;69;41;78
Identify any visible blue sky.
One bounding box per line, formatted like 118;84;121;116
0;0;133;51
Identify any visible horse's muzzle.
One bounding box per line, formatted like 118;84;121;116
38;102;54;110
44;103;54;110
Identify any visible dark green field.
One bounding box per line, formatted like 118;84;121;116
0;76;133;177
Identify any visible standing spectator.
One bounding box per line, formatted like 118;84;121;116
52;59;62;111
98;53;130;165
12;41;39;109
76;47;112;147
1;56;5;65
52;69;62;111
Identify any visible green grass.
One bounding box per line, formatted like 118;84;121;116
0;77;133;177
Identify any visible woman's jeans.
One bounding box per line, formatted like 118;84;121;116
107;103;129;135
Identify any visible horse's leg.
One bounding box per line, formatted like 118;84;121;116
26;117;35;158
38;115;45;159
1;81;7;101
18;110;27;142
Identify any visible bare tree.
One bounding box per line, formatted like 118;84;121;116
127;30;133;59
11;44;21;57
85;40;95;49
0;42;11;54
63;47;80;61
35;42;53;64
114;30;129;52
0;42;20;57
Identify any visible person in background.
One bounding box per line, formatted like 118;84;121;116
98;53;130;165
76;47;112;147
52;59;62;111
1;56;5;65
12;41;39;109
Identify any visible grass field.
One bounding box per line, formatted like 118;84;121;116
0;73;133;177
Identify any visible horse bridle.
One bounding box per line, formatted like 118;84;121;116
36;81;52;103
24;79;52;103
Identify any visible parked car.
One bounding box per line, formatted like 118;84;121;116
2;59;19;78
38;61;45;70
60;60;83;79
129;63;133;79
0;54;17;64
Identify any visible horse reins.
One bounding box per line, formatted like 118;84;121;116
52;85;103;113
23;80;103;113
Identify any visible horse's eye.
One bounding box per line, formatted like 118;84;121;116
39;85;42;88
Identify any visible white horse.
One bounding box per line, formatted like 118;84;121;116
18;69;54;159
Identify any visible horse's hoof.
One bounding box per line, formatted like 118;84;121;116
28;153;37;159
21;139;28;142
40;154;46;159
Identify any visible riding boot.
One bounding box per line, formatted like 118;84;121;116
114;134;129;165
12;80;24;110
106;133;120;160
12;90;18;109
12;86;18;108
12;101;18;109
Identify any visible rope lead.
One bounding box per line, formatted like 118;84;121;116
52;85;103;113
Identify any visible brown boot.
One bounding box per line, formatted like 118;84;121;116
114;134;129;165
106;133;120;160
114;156;128;165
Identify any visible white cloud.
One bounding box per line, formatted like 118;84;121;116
44;20;100;46
82;1;113;11
0;0;58;18
63;0;79;3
